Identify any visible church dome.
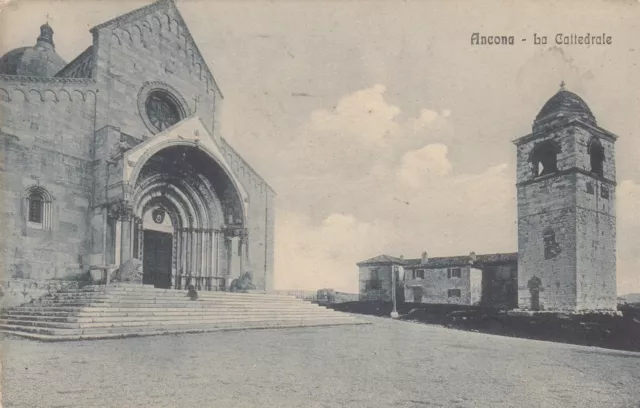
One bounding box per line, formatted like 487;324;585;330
535;83;596;124
0;23;66;77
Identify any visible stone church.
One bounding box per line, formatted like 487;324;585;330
0;0;275;297
359;83;618;312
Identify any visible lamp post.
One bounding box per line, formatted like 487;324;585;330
390;264;399;318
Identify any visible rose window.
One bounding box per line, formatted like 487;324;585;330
145;91;182;132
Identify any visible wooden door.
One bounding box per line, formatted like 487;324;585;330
143;230;173;289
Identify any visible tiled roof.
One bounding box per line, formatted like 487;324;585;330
358;252;517;268
357;254;405;266
404;252;517;269
536;90;594;122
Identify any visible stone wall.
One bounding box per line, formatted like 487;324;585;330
359;264;393;301
481;264;518;309
0;78;97;281
517;202;578;310
91;3;219;140
0;278;84;309
516;121;617;311
576;174;617;310
404;266;472;305
220;139;276;292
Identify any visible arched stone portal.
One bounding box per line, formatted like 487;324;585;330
112;145;249;291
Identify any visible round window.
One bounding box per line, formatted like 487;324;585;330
145;91;182;132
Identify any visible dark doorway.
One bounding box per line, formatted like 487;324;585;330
143;230;173;289
412;287;423;303
528;276;542;311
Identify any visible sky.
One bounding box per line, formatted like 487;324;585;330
1;0;639;295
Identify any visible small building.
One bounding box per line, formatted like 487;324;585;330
357;252;518;308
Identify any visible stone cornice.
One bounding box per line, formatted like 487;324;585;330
91;0;170;32
220;137;276;195
0;74;96;85
513;117;618;146
516;167;617;187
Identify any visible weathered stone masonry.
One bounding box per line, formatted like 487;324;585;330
0;0;276;305
514;85;617;311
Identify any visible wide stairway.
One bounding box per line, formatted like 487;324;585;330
0;284;368;341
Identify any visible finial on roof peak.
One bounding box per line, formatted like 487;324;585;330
37;16;55;48
559;80;566;91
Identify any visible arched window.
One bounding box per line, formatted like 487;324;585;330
530;140;560;177
25;186;52;230
589;138;605;177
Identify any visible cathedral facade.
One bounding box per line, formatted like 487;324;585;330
0;0;275;295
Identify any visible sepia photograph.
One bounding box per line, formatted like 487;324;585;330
0;0;639;407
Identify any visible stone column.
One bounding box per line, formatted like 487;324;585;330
213;230;220;285
120;212;133;265
178;228;187;289
190;228;197;287
239;234;245;279
229;236;241;283
225;237;233;290
109;201;134;266
197;229;204;277
137;218;144;261
203;229;210;289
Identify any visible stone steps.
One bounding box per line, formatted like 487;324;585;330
0;284;368;340
0;313;356;328
0;319;361;342
48;292;303;302
59;286;298;299
3;306;325;317
1;310;346;323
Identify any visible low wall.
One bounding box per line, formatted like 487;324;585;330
0;278;87;309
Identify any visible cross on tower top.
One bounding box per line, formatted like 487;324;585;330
559;80;566;91
46;13;53;24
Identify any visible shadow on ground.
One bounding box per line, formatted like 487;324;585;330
327;301;640;352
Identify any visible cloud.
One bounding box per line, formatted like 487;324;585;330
397;143;453;188
273;84;452;183
272;85;520;293
275;211;390;292
274;156;516;293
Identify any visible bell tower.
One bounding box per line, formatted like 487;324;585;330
513;83;617;311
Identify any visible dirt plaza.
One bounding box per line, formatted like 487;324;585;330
2;317;639;408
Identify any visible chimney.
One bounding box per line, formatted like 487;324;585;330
469;251;477;264
421;251;428;265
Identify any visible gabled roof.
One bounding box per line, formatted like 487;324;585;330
404;256;470;269
357;254;405;266
404;252;518;269
55;46;93;78
90;0;222;97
